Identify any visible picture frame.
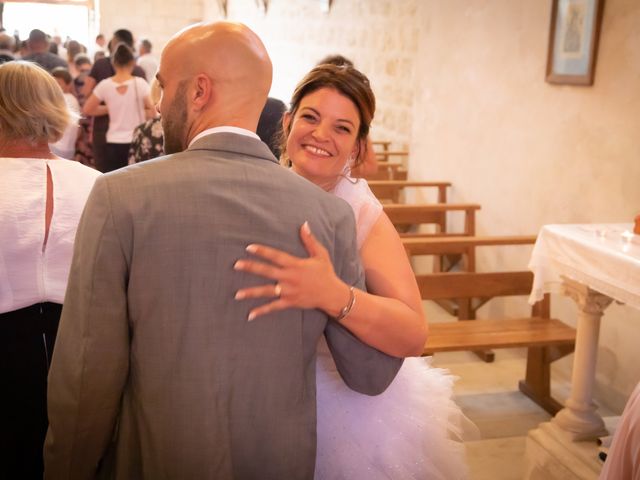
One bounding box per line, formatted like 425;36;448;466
546;0;605;86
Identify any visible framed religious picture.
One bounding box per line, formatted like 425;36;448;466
546;0;605;85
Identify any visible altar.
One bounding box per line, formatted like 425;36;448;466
523;224;640;480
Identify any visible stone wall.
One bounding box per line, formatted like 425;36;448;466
410;0;640;411
203;0;421;146
98;0;202;58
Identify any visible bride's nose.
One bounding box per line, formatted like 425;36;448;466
311;120;331;141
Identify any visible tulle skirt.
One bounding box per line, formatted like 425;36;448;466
314;339;475;479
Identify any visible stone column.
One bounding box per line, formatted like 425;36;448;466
553;278;613;441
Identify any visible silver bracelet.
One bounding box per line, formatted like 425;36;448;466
334;286;356;322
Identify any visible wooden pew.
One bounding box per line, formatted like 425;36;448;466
376;161;405;172
416;269;575;415
405;235;575;414
372;140;391;151
384;203;480;236
362;168;408;181
375;151;409;161
368;180;451;204
404;235;538;361
403;234;537;272
358;161;407;181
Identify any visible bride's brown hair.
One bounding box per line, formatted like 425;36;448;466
279;64;376;168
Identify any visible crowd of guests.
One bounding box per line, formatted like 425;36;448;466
0;27;161;173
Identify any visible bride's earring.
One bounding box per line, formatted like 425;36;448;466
342;156;354;176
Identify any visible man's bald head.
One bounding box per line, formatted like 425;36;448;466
157;22;272;151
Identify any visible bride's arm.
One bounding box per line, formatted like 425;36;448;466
234;218;428;358
345;212;428;357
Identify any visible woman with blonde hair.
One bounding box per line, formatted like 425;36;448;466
0;61;100;478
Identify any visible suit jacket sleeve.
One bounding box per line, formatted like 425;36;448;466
323;206;403;396
45;176;131;479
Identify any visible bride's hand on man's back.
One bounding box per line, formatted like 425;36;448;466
234;222;352;321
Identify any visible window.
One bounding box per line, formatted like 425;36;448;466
2;1;93;47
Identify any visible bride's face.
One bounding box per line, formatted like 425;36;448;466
286;87;360;190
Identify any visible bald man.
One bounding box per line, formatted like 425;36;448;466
44;22;402;479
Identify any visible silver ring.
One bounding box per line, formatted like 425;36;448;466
274;283;282;297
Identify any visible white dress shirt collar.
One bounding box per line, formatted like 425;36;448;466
188;126;260;148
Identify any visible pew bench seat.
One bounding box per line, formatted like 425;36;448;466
424;317;575;354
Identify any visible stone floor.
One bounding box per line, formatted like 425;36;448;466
432;348;549;480
431;347;613;480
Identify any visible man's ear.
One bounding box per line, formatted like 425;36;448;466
191;74;212;111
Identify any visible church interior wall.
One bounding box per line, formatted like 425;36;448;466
409;0;640;412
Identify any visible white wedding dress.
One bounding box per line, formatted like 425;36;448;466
314;175;475;480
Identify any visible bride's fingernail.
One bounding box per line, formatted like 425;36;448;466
235;291;245;300
234;260;244;269
302;221;311;235
246;244;257;253
248;312;256;321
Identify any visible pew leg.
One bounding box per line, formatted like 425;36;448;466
519;345;574;415
472;349;495;363
458;299;495;363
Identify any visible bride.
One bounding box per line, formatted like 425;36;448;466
234;63;472;479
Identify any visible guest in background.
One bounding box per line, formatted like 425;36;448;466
65;40;85;76
599;381;640;480
257;97;286;158
83;29;146;171
23;29;67;72
51;35;67;60
137;38;158;83
0;61;100;479
18;40;29;59
72;54;94;167
128;78;163;164
93;33;106;57
72;53;93;95
0;32;15;63
317;53;354;68
48;39;58;55
83;43;153;172
49;67;80;160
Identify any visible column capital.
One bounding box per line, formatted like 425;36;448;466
561;277;613;316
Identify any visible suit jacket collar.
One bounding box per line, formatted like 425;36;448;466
187;132;278;165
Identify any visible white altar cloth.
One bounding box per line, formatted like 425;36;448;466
528;224;640;310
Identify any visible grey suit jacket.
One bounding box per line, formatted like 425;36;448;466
45;133;403;479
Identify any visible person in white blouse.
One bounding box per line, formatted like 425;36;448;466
0;61;100;478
